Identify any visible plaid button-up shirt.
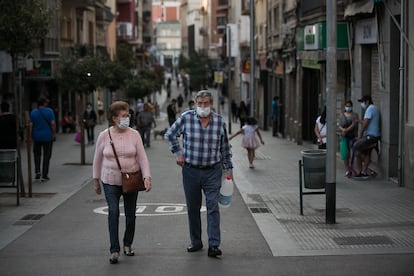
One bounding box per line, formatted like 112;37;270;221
165;110;233;171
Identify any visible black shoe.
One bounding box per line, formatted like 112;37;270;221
208;246;222;257
123;246;135;256
41;176;50;181
353;172;369;180
109;253;119;264
35;173;41;180
187;244;203;252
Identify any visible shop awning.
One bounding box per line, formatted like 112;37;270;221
344;0;374;18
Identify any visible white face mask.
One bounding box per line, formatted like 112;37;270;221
196;106;211;117
118;117;130;129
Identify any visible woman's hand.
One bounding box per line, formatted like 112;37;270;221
144;177;152;192
93;179;101;195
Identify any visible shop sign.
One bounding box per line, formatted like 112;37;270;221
355;17;377;44
26;60;52;77
304;24;320;50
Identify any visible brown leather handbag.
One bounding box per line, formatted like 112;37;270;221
108;129;146;193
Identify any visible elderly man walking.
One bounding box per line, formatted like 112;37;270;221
165;90;233;258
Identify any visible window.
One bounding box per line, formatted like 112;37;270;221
217;16;227;28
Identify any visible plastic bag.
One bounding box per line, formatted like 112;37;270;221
339;137;348;160
74;132;81;143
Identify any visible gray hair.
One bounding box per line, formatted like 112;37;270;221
195;90;212;102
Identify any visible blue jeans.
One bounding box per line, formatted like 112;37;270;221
102;183;138;254
141;126;151;146
182;163;222;247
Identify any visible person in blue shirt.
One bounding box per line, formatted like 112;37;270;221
352;95;381;179
271;96;280;137
29;98;56;181
165;90;233;258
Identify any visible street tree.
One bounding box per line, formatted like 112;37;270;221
179;52;210;90
57;55;130;164
0;0;51;113
125;69;158;100
0;0;51;195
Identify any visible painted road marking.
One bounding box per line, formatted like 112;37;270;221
93;203;207;217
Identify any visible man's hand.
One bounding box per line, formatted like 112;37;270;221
225;172;233;180
176;155;185;167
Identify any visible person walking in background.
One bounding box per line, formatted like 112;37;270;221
352;95;381;179
177;94;184;112
137;103;156;147
93;101;152;264
229;117;264;169
338;100;359;177
97;97;105;124
237;101;249;129
271;96;280;137
29;98;56;181
231;100;238;123
167;78;172;98
183;100;195;112
165;90;233;258
83;103;97;145
136;98;144;116
314;107;327;149
167;98;178;126
0;102;18;149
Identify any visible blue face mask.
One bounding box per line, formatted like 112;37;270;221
345;107;352;112
360;103;367;110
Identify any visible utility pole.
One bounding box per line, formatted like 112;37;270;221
227;25;232;134
249;0;255;117
326;0;337;224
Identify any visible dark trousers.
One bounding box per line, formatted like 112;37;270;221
272;117;279;136
141;126;151;146
85;126;95;144
33;141;53;177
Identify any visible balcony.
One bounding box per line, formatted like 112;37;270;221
117;22;133;38
96;6;114;23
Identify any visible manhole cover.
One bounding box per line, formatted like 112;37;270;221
333;235;394;246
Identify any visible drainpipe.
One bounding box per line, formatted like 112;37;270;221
398;0;405;186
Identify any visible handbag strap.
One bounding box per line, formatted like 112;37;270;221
108;128;122;172
38;108;53;132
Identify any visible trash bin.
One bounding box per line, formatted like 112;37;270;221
301;149;326;189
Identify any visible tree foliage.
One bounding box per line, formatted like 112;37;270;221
0;0;51;57
125;69;158;99
179;52;210;90
57;55;130;94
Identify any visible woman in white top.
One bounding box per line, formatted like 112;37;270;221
314;107;327;149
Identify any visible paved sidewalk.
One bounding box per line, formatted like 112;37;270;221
229;124;414;256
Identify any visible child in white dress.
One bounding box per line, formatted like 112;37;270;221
229;117;264;168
